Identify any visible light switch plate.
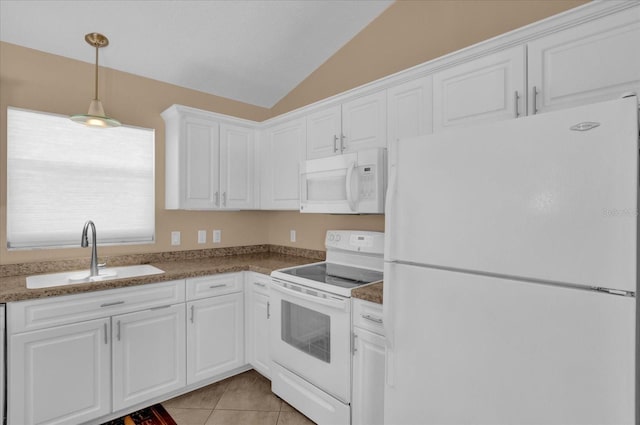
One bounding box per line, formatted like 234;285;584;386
213;230;221;244
197;230;207;244
290;229;296;242
171;231;181;246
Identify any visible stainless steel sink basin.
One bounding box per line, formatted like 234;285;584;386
26;264;165;289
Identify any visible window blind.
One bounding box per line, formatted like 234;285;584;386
7;107;155;249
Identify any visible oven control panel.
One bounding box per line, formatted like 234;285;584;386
325;230;384;255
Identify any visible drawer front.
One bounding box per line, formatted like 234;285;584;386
353;298;384;336
246;272;270;296
186;272;243;301
8;280;185;334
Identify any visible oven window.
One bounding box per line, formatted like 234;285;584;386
281;300;331;363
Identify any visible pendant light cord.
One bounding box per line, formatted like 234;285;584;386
94;43;99;101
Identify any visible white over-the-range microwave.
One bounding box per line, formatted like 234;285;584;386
299;148;386;214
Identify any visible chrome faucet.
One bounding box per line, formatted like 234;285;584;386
81;220;99;277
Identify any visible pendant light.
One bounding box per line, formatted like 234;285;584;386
70;32;121;128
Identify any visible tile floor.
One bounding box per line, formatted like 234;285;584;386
162;369;316;425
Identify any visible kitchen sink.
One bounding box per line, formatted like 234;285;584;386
26;264;165;289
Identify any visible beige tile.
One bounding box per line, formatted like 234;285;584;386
205;410;279;425
215;373;281;411
280;401;295;412
163;407;213;425
163;380;229;409
277;411;316;425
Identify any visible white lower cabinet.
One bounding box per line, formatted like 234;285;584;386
352;299;385;425
187;292;244;384
7;280;185;425
244;272;271;378
112;304;186;411
5;272;265;425
8;318;112;425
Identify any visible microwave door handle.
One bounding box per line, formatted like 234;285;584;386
346;161;357;211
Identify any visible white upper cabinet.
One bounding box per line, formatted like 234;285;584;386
306;91;387;159
260;117;306;210
528;7;640;114
220;123;255;209
306;105;342;159
341;91;387;153
162;105;256;210
433;46;527;132
387;76;433;143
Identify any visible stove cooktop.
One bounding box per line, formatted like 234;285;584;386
278;262;383;290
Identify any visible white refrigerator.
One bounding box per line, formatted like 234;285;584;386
383;96;638;425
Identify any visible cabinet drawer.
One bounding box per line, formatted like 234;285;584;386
8;280;185;334
246;272;270;296
186;272;243;300
353;299;384;336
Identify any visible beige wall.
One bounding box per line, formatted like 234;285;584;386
0;0;587;264
271;0;588;116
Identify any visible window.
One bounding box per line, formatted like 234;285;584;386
7;107;155;249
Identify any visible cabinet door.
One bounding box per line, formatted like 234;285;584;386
433;46;526;131
220;123;255;209
342;90;387;153
387;76;433;143
8;318;111;425
260;118;306;210
528;7;640;114
182;115;220;209
352;327;385;425
186;292;244;385
112;304;186;411
245;274;271;378
306;105;342;159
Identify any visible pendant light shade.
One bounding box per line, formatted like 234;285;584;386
70;33;121;128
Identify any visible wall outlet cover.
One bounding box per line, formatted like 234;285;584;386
290;229;296;242
197;230;207;244
213;229;221;244
171;231;181;246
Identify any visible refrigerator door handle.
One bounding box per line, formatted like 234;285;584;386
383;262;396;387
384;140;399;261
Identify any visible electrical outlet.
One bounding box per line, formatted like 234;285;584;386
213;229;221;244
171;231;181;246
290;229;296;242
197;230;207;244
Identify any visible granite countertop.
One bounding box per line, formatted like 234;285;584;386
0;246;383;304
0;251;318;303
351;281;383;304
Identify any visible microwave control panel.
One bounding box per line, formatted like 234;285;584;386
358;165;377;200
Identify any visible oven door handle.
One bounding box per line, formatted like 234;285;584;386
271;282;349;312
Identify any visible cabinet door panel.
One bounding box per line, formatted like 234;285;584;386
245;274;271;378
528;8;640;113
342;91;387;153
433;46;526;131
220;124;254;209
112;304;186;411
183;116;220;209
261;118;306;210
8;318;111;425
387;76;433;143
306;105;341;159
352;327;385;425
187;292;244;384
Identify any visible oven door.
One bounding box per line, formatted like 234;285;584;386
269;278;351;403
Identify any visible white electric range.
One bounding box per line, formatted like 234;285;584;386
269;230;384;425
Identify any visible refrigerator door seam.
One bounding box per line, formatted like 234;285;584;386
392;260;636;297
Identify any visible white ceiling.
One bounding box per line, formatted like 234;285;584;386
0;0;393;108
